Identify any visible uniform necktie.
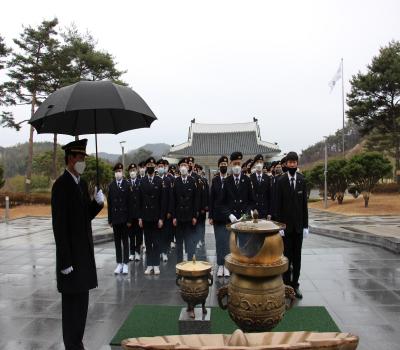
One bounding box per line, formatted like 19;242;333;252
290;177;295;193
235;177;239;187
258;175;261;183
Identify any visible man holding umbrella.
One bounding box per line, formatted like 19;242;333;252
51;139;104;350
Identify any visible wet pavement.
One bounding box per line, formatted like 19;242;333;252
0;217;400;350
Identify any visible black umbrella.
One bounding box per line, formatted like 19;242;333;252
29;80;157;186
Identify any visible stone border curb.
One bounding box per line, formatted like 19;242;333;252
310;225;400;254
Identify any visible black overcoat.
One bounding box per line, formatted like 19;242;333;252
51;170;103;294
275;172;308;233
250;172;271;218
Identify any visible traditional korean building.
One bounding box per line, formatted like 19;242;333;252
166;119;281;173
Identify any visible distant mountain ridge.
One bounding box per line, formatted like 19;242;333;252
97;143;170;163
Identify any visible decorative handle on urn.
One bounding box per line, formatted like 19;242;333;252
175;276;181;287
217;286;229;310
284;285;296;310
208;273;213;287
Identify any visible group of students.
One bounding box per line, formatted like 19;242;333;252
107;156;209;276
108;150;308;299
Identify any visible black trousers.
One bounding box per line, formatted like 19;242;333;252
62;291;89;350
143;221;161;267
160;218;173;254
175;221;197;263
196;214;206;244
113;223;129;264
128;219;142;254
283;230;303;288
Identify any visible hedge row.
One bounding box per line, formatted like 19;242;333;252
0;192;51;207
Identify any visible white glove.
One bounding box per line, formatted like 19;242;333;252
303;228;309;238
279;230;285;237
229;214;238;223
250;210;254;218
94;187;104;205
61;266;73;275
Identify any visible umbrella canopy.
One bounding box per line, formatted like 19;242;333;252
29;80;157;188
30;80;157;135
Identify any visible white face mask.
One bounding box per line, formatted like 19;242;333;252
139;168;146;176
115;171;123;180
74;161;86;175
130;171;137;179
232;165;241;175
158;167;165;176
180;166;188;176
255;163;263;172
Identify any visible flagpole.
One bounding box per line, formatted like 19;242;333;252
341;58;345;157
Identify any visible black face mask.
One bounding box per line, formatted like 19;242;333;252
219;166;227;174
288;167;297;176
147;167;155;175
282;166;288;173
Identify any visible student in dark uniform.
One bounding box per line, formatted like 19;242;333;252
51;139;104;350
138;161;146;179
138;157;166;275
276;151;309;299
220;151;255;223
195;164;209;249
249;154;271;219
156;159;173;262
108;163;131;275
171;158;199;263
270;161;283;220
209;155;230;277
220;152;255;276
126;163;142;262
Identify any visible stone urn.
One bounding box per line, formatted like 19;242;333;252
176;256;213;318
218;212;295;332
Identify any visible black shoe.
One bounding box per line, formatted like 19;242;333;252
294;287;303;299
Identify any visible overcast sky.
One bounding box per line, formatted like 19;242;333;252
1;0;399;157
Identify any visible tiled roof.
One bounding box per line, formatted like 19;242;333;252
169;131;280;156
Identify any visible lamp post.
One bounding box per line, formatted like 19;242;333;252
120;141;126;170
324;136;328;209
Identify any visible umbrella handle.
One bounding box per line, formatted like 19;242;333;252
94;110;100;190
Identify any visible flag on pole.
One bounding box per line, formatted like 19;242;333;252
328;61;342;92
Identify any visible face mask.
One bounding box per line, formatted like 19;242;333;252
288;167;297;176
130;171;137;179
74;161;86;175
219;166;227;174
275;168;283;175
158;167;165;176
255;163;263;172
180;166;188;176
115;171;123;180
232;165;241;175
139;168;146;176
147;167;155;175
282;166;288;173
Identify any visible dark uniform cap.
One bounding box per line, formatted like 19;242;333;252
61;138;89;156
113;162;123;171
254;154;264;162
178;158;188;166
145;157;156;166
170;165;176;171
128;163;137;171
286;151;299;162
218;156;228;166
230;151;243;161
187;156;195;163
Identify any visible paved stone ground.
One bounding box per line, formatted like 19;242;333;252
0;217;400;350
310;209;400;253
